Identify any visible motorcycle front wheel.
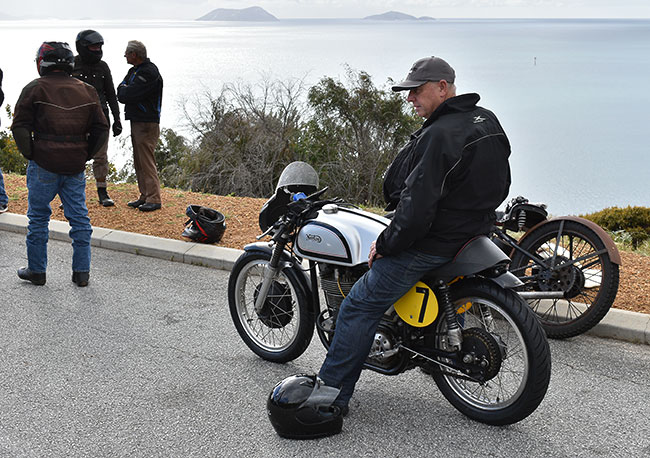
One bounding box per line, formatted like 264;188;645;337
228;250;314;363
510;220;619;339
432;279;551;426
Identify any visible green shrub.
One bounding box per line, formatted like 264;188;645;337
0;130;27;175
583;206;650;249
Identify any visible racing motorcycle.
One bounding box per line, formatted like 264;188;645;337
491;196;620;339
228;162;551;426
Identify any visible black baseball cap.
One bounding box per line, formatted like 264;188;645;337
392;56;456;92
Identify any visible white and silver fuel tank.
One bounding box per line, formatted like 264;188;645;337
293;204;390;266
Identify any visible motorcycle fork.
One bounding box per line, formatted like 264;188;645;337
309;260;321;315
254;240;288;313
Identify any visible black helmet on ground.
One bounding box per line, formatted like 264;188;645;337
181;205;226;244
267;374;343;439
35;42;75;76
75;29;104;64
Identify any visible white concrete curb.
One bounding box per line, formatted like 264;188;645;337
2;211;648;345
0;212;243;271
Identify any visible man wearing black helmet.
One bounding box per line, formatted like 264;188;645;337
12;42;109;287
72;29;122;207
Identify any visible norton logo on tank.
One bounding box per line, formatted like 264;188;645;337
306;233;322;243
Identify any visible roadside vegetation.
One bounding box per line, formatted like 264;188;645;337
2;71;648;256
582;207;650;255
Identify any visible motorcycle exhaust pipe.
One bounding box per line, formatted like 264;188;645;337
518;291;565;299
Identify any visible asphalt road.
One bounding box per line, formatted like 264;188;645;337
1;230;649;457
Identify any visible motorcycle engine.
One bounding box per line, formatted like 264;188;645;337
318;263;400;370
318;264;367;310
367;324;400;369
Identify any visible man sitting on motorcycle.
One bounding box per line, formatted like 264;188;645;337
318;56;513;414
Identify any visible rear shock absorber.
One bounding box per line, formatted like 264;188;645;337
517;209;527;231
436;280;462;351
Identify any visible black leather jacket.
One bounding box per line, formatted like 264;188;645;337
376;93;511;258
117;59;163;123
72;56;120;122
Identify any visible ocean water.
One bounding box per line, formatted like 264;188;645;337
0;18;648;215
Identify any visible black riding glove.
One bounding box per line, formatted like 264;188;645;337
112;119;123;137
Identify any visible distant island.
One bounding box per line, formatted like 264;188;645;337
363;11;435;21
197;6;278;21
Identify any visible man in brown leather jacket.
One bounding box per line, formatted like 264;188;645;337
12;42;109;287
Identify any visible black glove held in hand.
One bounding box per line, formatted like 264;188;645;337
112;120;123;137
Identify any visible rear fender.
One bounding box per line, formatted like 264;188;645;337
489;271;524;289
518;216;621;265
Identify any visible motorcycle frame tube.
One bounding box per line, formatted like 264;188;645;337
242;242;315;314
516;216;621;265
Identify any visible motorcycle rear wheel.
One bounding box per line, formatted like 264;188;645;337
432;279;551;426
228;250;314;363
510;220;619;339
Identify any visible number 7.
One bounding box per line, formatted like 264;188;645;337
416;287;429;323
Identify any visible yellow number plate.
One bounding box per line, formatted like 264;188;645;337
394;281;439;327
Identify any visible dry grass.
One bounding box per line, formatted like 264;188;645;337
2;173;648;315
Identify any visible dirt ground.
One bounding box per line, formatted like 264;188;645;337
3;173;648;315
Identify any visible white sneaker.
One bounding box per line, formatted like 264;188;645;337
0;204;8;213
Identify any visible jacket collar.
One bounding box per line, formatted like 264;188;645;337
422;93;481;128
133;58;151;69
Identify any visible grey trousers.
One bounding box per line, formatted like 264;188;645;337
92;137;109;188
130;121;161;205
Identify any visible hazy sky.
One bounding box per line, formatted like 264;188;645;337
2;0;649;20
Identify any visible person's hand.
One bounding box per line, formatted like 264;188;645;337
112;119;123;137
368;240;383;268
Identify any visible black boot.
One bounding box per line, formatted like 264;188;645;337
72;271;90;287
17;267;46;285
97;187;115;207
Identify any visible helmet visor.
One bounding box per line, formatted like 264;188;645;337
79;30;104;45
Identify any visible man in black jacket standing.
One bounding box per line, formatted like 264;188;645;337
117;40;163;212
73;30;122;207
317;56;512;414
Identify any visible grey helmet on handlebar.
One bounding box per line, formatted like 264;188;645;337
259;162;320;232
275;161;319;193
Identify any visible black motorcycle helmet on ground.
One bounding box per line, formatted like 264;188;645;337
75;29;104;64
35;42;75;76
181;205;226;244
267;374;343;439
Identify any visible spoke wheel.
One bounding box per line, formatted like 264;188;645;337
432;279;551;426
228;251;314;362
510;220;619;338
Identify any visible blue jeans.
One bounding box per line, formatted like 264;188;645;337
26;161;92;273
318;249;451;405
0;167;8;206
